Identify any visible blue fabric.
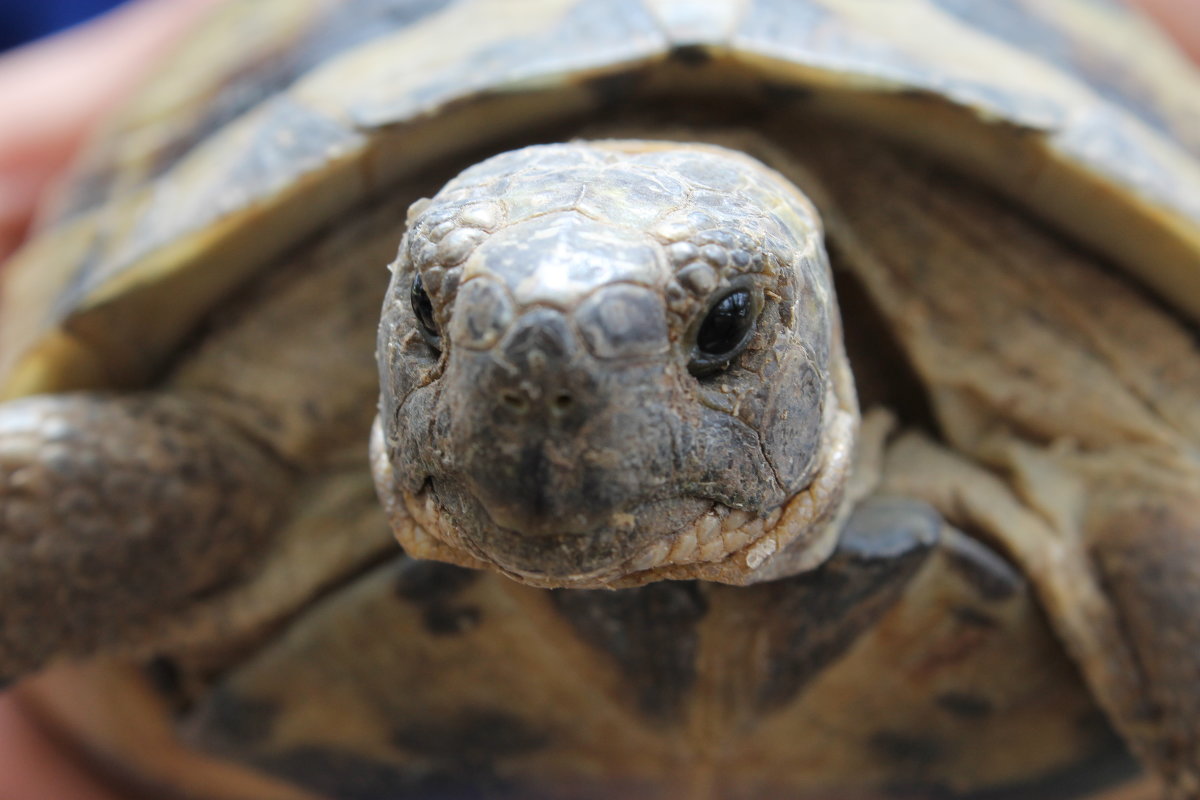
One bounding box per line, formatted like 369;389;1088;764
0;0;129;52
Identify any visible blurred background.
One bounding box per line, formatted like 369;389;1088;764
0;0;125;52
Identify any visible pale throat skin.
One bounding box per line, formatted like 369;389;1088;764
371;141;858;589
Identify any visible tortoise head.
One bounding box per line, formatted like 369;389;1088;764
371;141;857;588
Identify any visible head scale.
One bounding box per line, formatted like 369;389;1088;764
371;141;857;588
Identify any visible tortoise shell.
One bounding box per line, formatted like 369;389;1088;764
2;2;1199;800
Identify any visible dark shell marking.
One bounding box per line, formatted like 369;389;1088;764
393;560;482;636
551;582;708;723
752;497;937;711
254;746;515;800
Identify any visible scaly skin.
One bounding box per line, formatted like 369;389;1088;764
373;141;858;588
0;393;291;680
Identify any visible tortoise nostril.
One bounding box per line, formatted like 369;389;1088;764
500;390;529;413
496;387;573;415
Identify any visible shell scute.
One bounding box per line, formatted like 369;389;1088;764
4;0;1200;395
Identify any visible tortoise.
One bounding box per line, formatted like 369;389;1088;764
1;0;1199;798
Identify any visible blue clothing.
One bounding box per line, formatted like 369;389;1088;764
0;0;128;52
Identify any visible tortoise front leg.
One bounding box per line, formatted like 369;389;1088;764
881;435;1200;798
0;391;292;681
1084;484;1200;798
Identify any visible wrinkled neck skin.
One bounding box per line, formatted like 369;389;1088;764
371;140;858;589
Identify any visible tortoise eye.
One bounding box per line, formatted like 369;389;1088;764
690;288;756;375
410;273;441;349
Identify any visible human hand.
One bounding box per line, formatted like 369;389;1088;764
1132;0;1200;63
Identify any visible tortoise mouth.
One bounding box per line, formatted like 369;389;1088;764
418;475;718;578
391;463;846;590
371;404;857;588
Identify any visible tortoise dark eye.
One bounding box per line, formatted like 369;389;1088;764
690;288;756;375
410;273;440;348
